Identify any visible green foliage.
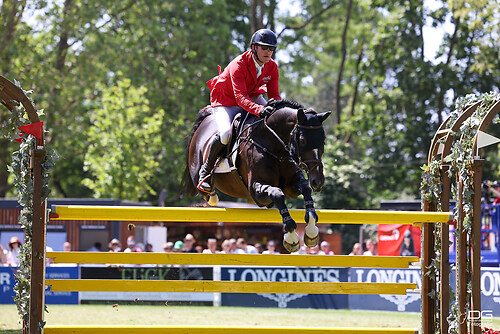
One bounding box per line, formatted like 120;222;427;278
83;78;164;201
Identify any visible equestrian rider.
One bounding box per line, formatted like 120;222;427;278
197;28;282;193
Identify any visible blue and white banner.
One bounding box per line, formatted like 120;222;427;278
349;267;421;312
1;266;78;304
220;267;349;309
350;267;500;314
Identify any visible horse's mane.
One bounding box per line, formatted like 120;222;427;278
273;99;304;111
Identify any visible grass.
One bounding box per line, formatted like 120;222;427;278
1;304;499;333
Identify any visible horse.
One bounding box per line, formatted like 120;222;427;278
179;99;331;252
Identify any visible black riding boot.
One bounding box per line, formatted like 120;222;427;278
197;133;226;193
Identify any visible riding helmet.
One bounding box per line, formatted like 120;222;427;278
250;29;278;47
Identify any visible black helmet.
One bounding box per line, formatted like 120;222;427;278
250;29;278;48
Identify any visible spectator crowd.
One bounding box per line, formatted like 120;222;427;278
1;233;382;266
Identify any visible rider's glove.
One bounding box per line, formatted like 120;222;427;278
260;105;274;118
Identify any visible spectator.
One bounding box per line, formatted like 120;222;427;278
482;180;494;204
145;243;153;252
0;244;7;264
349;242;362;255
220;239;232;254
236;237;258;254
135;243;145;252
254;242;264;254
492;181;500;204
229;238;238;253
203;238;218;253
195;245;203;253
318;241;334;255
7;236;22;266
363;239;376;256
174;240;183;252
108;239;121;252
182;234;197;253
163;242;174;253
262;240;280;254
291;245;307;255
400;230;415;256
306;245;319;255
63;242;72;252
123;236;136;253
87;242;102;252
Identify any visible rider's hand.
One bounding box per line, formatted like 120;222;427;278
266;98;278;108
260;105;274;118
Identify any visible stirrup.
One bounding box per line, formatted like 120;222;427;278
197;173;213;194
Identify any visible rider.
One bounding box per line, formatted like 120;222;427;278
197;28;282;193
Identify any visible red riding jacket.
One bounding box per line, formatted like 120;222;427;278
207;50;281;116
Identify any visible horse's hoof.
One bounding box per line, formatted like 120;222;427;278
304;233;319;248
283;232;300;253
304;224;319;248
207;193;219;206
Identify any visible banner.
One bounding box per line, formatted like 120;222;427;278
378;224;421;257
221;267;348;309
80;265;213;302
1;266;78;304
350;267;500;315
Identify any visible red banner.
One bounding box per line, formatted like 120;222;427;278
377;224;421;257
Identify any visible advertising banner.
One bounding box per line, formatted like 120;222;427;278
350;267;500;314
220;266;349;309
349;266;422;312
1;266;78;304
80;266;213;302
378;224;421;257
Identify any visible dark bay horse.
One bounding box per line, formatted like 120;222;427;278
180;99;331;252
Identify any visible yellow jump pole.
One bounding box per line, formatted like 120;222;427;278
49;206;453;224
45;279;417;295
43;325;418;334
46;252;418;268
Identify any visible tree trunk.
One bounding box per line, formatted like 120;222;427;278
335;0;353;125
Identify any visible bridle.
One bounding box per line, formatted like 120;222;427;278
261;114;325;176
289;123;324;174
236;109;325;177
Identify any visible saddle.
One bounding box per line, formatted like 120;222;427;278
213;111;257;174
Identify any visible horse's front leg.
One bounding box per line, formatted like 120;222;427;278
252;181;300;253
297;172;319;248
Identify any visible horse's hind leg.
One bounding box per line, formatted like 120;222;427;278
251;182;300;253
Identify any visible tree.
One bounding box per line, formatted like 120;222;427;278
82;77;164;201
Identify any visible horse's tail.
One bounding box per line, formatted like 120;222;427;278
178;106;213;198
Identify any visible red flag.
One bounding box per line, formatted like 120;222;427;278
18;121;43;140
13;133;25;143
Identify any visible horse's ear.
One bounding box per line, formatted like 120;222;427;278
297;108;306;123
318;111;332;123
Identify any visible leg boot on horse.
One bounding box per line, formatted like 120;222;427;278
197;133;226;194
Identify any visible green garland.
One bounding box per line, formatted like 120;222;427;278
420;92;500;333
0;82;57;329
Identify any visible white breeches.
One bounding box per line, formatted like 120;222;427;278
212;95;267;145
